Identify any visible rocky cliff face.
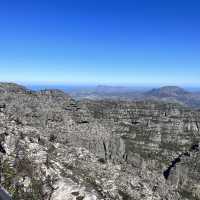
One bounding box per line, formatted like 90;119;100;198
0;83;199;200
83;100;200;198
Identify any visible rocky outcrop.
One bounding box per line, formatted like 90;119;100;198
0;82;28;94
82;100;200;199
0;83;199;199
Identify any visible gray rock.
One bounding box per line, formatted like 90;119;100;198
0;83;199;199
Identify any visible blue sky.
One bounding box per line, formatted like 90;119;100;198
0;0;200;86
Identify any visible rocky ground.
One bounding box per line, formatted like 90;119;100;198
0;82;199;200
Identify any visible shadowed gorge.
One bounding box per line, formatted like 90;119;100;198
163;144;199;180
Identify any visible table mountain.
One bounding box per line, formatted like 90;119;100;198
0;83;199;200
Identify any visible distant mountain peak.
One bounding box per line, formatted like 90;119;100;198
146;86;189;97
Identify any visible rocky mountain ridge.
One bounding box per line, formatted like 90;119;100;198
0;83;199;199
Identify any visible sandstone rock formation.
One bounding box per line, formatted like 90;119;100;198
0;83;199;200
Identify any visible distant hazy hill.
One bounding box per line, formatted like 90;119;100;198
71;85;200;108
145;86;189;97
95;85;139;93
144;86;200;108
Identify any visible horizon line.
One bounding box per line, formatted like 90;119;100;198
1;81;200;88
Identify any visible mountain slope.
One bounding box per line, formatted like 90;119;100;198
145;86;189;97
144;86;200;108
0;83;200;200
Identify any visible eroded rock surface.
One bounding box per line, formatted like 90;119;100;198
0;83;199;199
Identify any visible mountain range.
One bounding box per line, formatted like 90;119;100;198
71;85;200;108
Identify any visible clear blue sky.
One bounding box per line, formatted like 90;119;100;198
0;0;200;86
